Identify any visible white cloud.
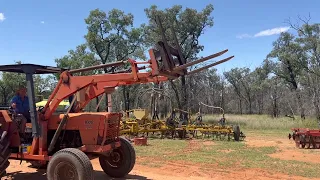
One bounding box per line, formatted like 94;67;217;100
236;26;290;39
41;21;45;24
236;33;252;39
254;27;290;37
0;13;5;22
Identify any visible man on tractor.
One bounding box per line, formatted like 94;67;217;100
10;85;31;123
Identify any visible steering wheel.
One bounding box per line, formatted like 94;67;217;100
37;106;45;112
8;106;15;114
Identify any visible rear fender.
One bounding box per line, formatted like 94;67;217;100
0;110;22;147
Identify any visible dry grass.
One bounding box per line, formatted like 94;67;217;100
193;114;319;131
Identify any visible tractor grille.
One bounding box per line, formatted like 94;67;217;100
105;114;121;142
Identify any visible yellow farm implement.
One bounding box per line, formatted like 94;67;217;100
120;107;246;141
120;109;168;136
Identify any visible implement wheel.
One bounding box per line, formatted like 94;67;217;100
300;135;306;148
47;148;94;180
0;128;10;178
99;137;136;178
233;125;240;141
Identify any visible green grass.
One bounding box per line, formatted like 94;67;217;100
134;138;187;158
134;138;320;178
194;114;319;131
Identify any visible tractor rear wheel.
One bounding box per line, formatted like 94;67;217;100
0;128;10;178
233;125;240;141
99;137;136;178
47;148;94;180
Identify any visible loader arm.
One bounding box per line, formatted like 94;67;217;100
40;58;169;120
40;15;234;120
40;47;233;120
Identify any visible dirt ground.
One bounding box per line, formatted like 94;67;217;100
2;135;320;180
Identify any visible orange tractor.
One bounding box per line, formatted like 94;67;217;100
0;17;234;179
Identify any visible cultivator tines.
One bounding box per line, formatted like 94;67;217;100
185;122;245;141
289;128;320;149
119;108;246;142
120;109;168;138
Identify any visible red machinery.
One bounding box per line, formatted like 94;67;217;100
289;128;320;149
0;16;234;179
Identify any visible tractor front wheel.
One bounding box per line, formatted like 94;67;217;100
47;148;94;180
99;137;136;178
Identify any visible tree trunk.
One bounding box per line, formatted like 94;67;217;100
273;97;278;118
220;81;225;111
272;88;278;118
312;97;320;121
248;97;252;114
257;94;262;115
122;86;128;111
181;76;187;110
170;80;182;109
126;88;130;111
260;93;264;115
149;93;154;119
295;89;305;119
311;85;320;121
239;98;242;114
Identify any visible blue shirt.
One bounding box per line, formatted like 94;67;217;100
10;95;30;113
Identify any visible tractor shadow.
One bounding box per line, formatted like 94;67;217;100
3;170;149;180
1;170;46;180
95;170;149;180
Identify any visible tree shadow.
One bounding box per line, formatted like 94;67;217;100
2;170;150;180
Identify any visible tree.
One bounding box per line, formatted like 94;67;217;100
84;8;146;72
84;8;147;111
286;16;320;120
285;15;320;75
144;4;214;110
251;64;271;114
54;44;102;110
34;75;57;99
0;72;25;104
0;70;54;104
44;8;320;119
267;32;308;119
55;44;100;77
224;67;255;114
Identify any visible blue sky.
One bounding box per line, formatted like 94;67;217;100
0;0;319;75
